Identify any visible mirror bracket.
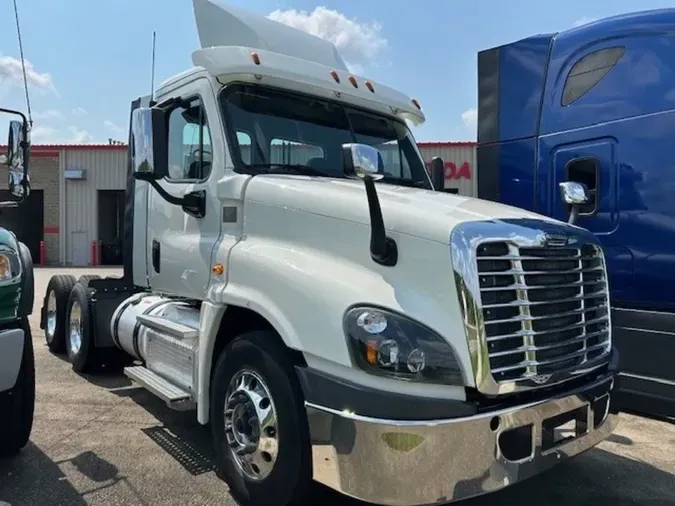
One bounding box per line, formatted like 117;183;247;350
342;143;398;267
559;181;590;225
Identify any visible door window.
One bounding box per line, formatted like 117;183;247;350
167;98;212;181
566;158;599;215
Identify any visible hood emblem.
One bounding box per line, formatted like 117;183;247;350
531;374;553;385
540;233;575;247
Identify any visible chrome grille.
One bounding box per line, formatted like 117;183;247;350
476;241;611;384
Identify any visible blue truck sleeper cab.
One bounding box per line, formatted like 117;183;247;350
476;8;675;417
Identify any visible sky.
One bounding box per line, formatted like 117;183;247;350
0;0;673;145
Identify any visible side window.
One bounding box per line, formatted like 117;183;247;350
167;98;212;180
562;47;625;106
237;131;252;164
566;158;598;215
374;141;412;179
270;138;324;167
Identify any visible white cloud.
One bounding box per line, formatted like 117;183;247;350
267;6;387;73
30;125;56;142
67;126;91;143
0;54;54;92
104;119;125;136
72;106;88;116
34;109;64;121
573;16;597;27
461;108;477;132
29;124;92;144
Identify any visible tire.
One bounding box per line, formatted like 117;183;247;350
18;242;34;317
65;282;97;373
0;318;35;457
77;274;101;287
43;274;77;354
210;331;313;506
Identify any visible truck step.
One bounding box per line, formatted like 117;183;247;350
124;366;195;411
136;314;200;340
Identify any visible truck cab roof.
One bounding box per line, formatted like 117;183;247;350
156;0;425;126
477;8;675;144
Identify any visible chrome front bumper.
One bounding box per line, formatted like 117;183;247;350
307;376;618;506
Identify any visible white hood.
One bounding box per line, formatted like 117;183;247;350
244;176;561;244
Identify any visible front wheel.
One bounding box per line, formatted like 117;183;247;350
210;331;314;506
0;318;35;457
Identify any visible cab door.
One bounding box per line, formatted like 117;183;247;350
146;78;223;298
540;137;634;303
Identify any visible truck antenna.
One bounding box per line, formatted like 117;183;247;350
12;0;32;127
150;31;157;102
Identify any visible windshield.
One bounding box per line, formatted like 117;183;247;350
219;84;432;189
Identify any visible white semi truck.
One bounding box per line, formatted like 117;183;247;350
39;1;620;504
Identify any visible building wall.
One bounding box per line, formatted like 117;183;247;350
29;149;61;264
418;142;477;196
60;148;127;265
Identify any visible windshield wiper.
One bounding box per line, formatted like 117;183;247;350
242;163;332;178
379;176;430;189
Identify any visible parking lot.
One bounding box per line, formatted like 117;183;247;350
0;268;674;505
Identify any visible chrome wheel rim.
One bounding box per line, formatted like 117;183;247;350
68;301;83;356
46;291;57;341
224;370;279;481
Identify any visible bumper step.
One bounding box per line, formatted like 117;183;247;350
124;366;195;411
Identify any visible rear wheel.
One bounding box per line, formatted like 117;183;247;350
210;331;314;506
44;274;77;354
65;282;97;373
0;318;35;457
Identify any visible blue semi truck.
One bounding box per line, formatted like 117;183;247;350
473;9;675;418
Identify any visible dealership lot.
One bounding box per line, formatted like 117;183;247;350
0;268;673;506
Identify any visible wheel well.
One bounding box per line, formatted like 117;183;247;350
210;306;307;376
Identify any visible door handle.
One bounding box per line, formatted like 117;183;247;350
152;239;160;273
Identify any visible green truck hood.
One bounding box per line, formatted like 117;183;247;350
0;227;22;323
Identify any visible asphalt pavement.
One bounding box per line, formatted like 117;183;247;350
0;268;673;505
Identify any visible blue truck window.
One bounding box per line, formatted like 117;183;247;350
566;157;599;215
562;47;625;106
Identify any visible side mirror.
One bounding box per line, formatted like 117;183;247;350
559;181;589;225
7;120;25;169
8;171;30;198
131;107;168;181
342;143;384;181
430;156;445;191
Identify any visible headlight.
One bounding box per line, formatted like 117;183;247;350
344;306;464;385
0;249;20;281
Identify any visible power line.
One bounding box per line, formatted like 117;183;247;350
12;0;33;127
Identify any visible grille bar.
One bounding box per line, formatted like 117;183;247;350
479;266;603;276
482;290;606;309
491;341;610;374
486;315;610;342
476;240;611;384
489;328;608;358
